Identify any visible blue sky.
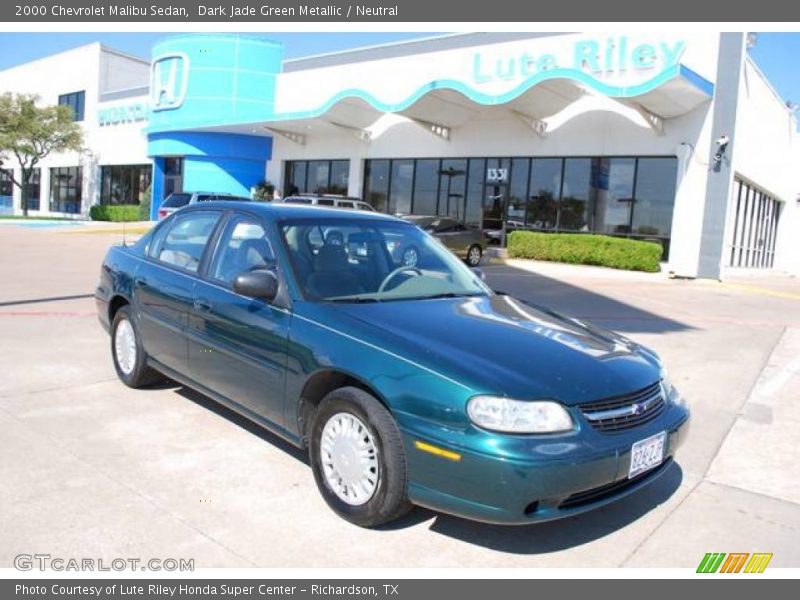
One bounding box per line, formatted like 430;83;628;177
0;32;797;108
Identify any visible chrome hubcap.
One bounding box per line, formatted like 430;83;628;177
114;318;137;375
320;412;380;506
468;247;481;264
403;248;418;267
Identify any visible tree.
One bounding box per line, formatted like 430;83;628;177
0;93;84;216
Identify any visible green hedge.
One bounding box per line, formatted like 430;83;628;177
507;231;663;272
89;204;141;222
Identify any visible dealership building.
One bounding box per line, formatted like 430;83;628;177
0;32;798;278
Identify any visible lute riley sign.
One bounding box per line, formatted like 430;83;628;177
472;36;686;85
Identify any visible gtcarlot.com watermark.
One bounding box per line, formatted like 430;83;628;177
14;553;194;572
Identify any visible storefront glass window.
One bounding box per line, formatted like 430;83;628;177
632;158;678;237
389;160;414;214
49;167;82;214
508;158;530;224
560;158;591;231
593;157;636;235
412;159;439;215
100;164;152;205
329;160;349;195
25;168;41;211
0;169;12;214
438;159;467;219
284;160;350;196
307;161;330;194
362;155;677;252
527;159;561;230
464;159;486;227
363;160;389;213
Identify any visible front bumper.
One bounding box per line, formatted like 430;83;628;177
401;404;690;525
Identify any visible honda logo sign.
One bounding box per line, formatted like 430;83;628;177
151;53;189;111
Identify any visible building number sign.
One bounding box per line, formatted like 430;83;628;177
486;168;509;183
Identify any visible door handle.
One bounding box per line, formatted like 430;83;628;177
193;298;212;312
136;277;149;287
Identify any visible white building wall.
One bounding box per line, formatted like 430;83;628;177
0;43;149;216
729;58;800;275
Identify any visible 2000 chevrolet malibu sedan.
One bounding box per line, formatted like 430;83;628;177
96;201;689;527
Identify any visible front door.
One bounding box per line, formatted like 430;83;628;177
135;210;222;372
188;213;290;427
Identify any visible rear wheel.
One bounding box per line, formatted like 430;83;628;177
309;386;412;527
466;244;483;267
111;305;163;388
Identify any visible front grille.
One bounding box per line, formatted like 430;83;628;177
558;458;672;510
578;381;666;433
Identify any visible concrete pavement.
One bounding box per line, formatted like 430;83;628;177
0;223;798;568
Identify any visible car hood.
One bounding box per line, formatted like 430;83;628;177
329;294;661;405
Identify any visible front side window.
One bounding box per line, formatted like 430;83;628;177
150;211;220;272
58;91;85;122
280;218;489;302
211;216;275;285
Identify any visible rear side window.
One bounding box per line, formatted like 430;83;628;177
149;211;220;273
284;197;313;204
161;193;191;208
337;201;355;209
316;198;335;206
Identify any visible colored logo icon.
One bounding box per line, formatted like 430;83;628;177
697;552;773;573
151;53;189;111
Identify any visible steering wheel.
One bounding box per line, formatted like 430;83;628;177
378;266;423;293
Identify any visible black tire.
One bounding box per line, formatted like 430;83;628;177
309;386;412;527
466;244;483;267
111;305;164;388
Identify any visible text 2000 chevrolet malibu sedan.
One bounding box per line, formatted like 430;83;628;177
96;202;689;527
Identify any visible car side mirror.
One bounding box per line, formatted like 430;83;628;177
233;270;279;302
471;267;486;281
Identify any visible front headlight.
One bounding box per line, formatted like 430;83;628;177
467;396;574;434
659;367;673;398
661;367;688;409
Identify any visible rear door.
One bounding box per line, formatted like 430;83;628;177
187;212;291;426
135;210;222;373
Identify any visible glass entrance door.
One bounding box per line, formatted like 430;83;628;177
163;157;184;199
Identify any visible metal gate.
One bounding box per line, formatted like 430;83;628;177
727;178;782;268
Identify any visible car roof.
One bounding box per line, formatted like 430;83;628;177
180;200;404;223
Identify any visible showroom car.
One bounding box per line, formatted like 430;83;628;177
95;201;690;527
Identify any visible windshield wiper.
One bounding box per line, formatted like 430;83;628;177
416;292;487;300
328;296;381;303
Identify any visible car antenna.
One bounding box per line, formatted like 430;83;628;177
122;220;127;247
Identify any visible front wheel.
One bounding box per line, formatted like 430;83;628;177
466;244;483;267
111;305;163;388
309;387;412;527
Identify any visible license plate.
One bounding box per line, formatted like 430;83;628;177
628;431;666;478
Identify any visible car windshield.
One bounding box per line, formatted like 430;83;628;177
161;193;191;208
280;218;490;303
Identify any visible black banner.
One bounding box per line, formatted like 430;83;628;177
2;0;800;22
4;579;798;600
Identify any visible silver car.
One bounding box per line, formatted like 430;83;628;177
399;215;488;267
157;191;252;220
